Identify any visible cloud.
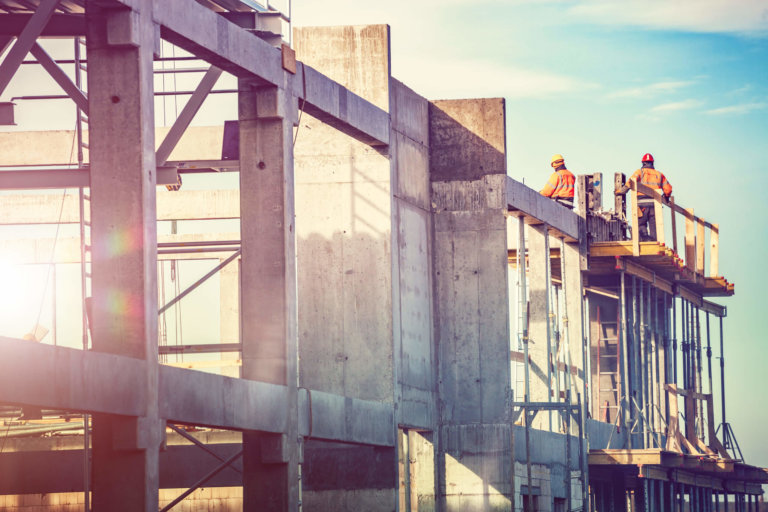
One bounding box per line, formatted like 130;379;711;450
393;56;598;99
609;80;695;99
650;99;702;113
705;102;767;115
568;0;768;35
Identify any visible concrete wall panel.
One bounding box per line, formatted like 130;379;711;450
429;99;506;182
294;25;391;111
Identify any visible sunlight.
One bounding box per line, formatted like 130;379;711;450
0;259;46;339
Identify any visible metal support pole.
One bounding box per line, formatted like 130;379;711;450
719;315;726;428
619;271;630;447
672;296;677;386
639;280;647;448
695;308;704;437
566;395;572;512
631;276;640;448
544;230;553;430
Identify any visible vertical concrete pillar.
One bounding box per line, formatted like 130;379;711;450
528;225;552;429
294;26;398;510
563;241;584;411
238;82;299;510
431;98;512;509
86;2;162;510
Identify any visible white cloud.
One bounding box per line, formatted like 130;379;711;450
650;99;702;113
609;80;695;99
393;56;597;99
568;0;768;35
705;102;767;115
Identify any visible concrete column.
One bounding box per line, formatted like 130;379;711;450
430;98;512;509
294;26;398;510
86;2;162;510
563;241;584;412
238;82;299;510
528;225;552;429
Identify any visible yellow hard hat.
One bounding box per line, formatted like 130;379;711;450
551;154;564;165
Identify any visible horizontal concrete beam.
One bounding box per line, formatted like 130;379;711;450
0;126;224;167
0;189;239;224
0;166;178;190
506;176;579;242
146;0;390;146
0;336;147;416
299;389;395;447
0;232;240;264
159;365;287;433
0;337;395;445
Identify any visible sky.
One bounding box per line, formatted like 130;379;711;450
290;0;768;479
0;0;765;490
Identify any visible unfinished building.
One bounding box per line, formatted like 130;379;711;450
0;0;765;511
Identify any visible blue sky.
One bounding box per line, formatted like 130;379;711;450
294;0;768;475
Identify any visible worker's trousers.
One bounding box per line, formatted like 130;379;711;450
637;202;656;242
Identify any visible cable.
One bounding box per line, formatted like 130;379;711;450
32;126;76;336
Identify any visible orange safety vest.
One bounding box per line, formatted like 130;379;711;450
542;168;575;199
630;167;672;199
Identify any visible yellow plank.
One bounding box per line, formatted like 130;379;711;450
631;182;640;256
710;223;719;277
654;198;665;245
670;196;678;254
685;208;695;270
697;218;705;274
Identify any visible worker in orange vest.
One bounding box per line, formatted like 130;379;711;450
540;154;575;209
615;153;673;242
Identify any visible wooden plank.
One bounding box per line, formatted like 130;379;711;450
670;196;678;254
654;197;665;245
685;208;695;270
631;181;640;256
706;395;730;458
696;218;705;274
710;223;719;278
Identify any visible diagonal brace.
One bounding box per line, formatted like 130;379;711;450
0;0;59;97
158;249;240;316
167;423;243;474
159;449;243;512
156;65;223;166
29;42;88;115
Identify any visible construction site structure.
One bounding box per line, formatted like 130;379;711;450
0;1;765;511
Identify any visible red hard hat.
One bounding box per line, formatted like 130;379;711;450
642;153;654;163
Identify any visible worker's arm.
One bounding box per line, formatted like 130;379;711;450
661;175;672;198
615;169;641;195
540;172;559;197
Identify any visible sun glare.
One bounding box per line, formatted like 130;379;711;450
0;259;46;339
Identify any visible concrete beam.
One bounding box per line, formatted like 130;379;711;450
0;189;239;224
298;389;395;447
159;365;287;433
0;232;241;264
0;126;225;167
0;336;146;417
506;176;580;242
0;166;178;190
145;0;389;146
0;336;396;443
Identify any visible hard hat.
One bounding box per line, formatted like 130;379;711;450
551;154;564;165
642;153;654;163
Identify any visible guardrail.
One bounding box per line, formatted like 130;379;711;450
626;179;719;278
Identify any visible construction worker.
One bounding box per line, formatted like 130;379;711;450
540;154;575;209
615;153;672;242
